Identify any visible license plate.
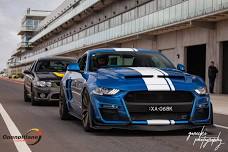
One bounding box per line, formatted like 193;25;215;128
148;106;173;112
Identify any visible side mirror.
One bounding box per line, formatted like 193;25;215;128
23;70;33;75
67;63;80;72
177;64;186;72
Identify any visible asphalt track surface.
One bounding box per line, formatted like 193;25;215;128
0;79;228;152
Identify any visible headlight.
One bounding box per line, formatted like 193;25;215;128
34;81;52;87
92;87;119;96
46;82;52;87
195;87;208;95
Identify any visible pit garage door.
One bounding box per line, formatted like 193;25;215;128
223;42;228;94
186;44;206;81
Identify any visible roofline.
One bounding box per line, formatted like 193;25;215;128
37;56;76;61
87;48;160;53
29;9;52;13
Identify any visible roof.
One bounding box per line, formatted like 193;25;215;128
37;56;76;61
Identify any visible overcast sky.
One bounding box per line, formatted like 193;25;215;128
0;0;64;71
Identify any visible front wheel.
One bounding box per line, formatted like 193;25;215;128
24;85;30;102
31;88;38;106
82;90;94;132
59;87;71;120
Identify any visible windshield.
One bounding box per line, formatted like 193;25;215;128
35;60;74;72
89;52;175;71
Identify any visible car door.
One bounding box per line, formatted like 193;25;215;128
71;55;87;115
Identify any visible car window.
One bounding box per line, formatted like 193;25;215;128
29;61;36;71
89;52;175;71
35;60;74;72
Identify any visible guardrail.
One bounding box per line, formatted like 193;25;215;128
7;61;22;67
19;26;37;32
30;0;99;43
38;0;80;30
25;9;51;17
17;42;32;50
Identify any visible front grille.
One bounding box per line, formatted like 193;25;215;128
51;81;60;88
125;91;194;103
130;112;189;121
125;91;194;121
51;93;60;99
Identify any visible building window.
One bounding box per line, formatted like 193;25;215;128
67;36;73;43
63;38;67;45
73;34;78;41
79;31;86;39
94;25;99;33
138;5;146;17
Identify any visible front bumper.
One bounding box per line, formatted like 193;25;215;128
33;86;60;102
89;91;213;130
92;123;213;131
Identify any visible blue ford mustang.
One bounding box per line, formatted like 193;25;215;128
59;48;213;131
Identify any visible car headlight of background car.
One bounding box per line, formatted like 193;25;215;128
34;81;52;87
92;87;119;96
195;87;208;95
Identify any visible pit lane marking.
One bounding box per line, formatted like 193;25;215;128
0;103;32;152
214;124;228;130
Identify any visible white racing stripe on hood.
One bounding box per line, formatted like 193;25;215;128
132;48;138;51
129;67;170;91
155;68;175;91
114;48;135;51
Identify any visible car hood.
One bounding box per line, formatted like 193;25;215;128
96;67;205;91
36;72;65;81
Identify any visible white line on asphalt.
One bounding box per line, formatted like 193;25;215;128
214;124;228;130
214;111;228;116
0;103;32;152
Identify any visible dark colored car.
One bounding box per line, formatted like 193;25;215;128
23;57;76;105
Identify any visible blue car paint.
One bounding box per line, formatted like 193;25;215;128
61;48;213;130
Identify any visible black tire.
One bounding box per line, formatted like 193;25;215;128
31;87;38;106
59;87;71;120
24;85;30;102
210;103;214;125
81;90;94;132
